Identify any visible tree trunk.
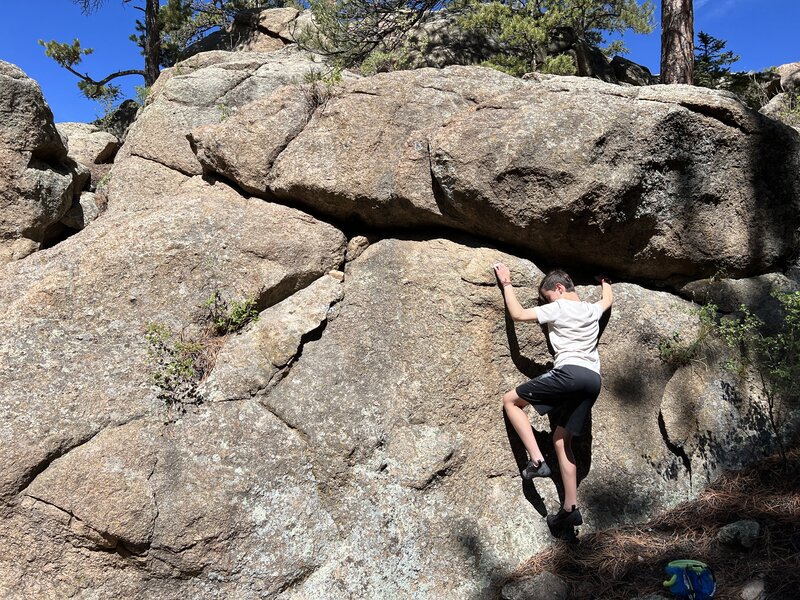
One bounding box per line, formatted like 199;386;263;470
660;0;693;84
144;0;160;87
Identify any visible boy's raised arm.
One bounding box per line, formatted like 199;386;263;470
595;278;613;312
494;263;539;322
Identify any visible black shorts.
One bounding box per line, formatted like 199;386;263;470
515;365;601;436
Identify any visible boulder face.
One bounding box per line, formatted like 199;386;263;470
760;92;800;130
611;55;657;86
265;67;523;225
778;61;800;93
56;122;120;166
195;67;800;281
60;191;101;230
183;7;301;58
57;122;120;204
0;61;76;263
0;227;786;598
110;46;336;212
429;80;800;280
1;45;800;599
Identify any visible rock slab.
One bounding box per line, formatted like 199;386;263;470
0;61;75;263
194;67;800;282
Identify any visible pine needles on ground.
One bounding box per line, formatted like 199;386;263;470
508;448;800;599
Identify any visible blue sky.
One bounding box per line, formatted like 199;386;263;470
1;1;798;123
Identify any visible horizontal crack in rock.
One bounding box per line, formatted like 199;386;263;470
23;494;149;557
676;101;752;134
349;89;382;97
128;152;199;178
14;414;150;502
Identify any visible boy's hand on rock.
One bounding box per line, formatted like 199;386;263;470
493;263;512;286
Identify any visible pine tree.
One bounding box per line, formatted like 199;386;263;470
300;0;443;68
660;0;693;84
40;0;161;103
694;31;739;88
460;0;654;77
41;1;276;106
305;0;654;76
138;1;285;67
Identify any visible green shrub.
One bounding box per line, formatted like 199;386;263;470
480;55;530;78
145;323;205;410
217;104;232;121
693;31;739;89
145;290;258;409
540;54;578;76
659;294;800;468
658;303;717;368
714;291;800;468
203;291;259;336
302;66;343;111
777;92;800;128
134;84;152;107
96;171;113;190
481;53;575;77
360;49;412;75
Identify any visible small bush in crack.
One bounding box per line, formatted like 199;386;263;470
302;66;342;112
216;103;232;122
777;92;800;128
203;291;259;336
145;323;205;410
658;303;717;368
659;293;800;470
714;291;800;470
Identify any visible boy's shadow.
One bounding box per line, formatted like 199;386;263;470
502;410;550;517
502;308;599;515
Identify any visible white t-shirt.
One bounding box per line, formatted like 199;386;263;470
535;299;603;373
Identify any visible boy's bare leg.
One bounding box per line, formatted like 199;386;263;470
502;390;545;464
553;426;577;509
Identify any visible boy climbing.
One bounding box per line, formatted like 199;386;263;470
493;264;613;535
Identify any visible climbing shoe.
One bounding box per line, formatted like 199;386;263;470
546;505;583;530
522;459;552;480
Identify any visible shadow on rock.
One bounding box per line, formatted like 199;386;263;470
504;311;548;380
453;518;515;600
503;409;548;517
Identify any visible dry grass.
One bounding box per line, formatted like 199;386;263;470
506;449;800;599
197;328;228;382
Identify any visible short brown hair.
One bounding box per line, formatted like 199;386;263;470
539;269;575;300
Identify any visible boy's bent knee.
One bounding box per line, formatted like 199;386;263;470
502;390;526;409
553;426;572;443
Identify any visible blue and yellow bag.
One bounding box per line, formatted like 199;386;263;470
663;559;716;599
